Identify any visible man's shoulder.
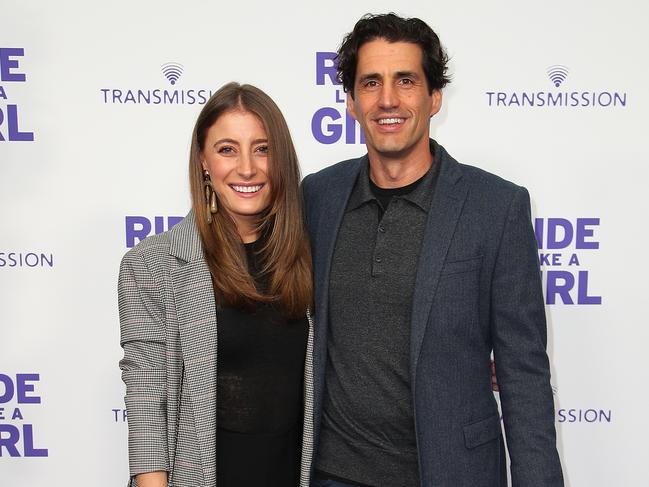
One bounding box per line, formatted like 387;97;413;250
302;156;363;194
449;159;532;223
458;161;521;193
438;144;522;199
435;145;531;222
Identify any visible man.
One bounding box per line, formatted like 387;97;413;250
302;13;564;487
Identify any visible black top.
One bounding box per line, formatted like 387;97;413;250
368;173;427;217
315;149;440;487
216;239;308;486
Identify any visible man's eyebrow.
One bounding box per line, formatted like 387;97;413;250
357;72;382;83
395;70;420;79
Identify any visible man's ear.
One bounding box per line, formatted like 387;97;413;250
430;89;442;117
346;92;358;121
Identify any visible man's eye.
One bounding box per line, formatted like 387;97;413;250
364;80;379;88
399;78;413;86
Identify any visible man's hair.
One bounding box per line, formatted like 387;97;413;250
336;13;451;97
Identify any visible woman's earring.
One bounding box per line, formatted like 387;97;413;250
203;170;218;223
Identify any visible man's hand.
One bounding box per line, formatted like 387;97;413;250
491;360;499;392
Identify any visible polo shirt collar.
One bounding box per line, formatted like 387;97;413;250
346;139;440;213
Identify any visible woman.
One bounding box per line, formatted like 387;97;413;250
118;82;314;487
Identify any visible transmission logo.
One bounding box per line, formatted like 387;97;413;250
546;65;569;88
0;373;48;457
558;408;612;423
0;251;54;268
112;407;127;423
550;387;611;423
100;62;212;105
161;62;183;86
486;65;626;108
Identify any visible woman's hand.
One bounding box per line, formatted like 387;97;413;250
136;471;168;487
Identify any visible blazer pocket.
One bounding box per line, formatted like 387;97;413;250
440;255;483;276
463;413;501;450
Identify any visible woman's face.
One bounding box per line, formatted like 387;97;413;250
201;110;271;238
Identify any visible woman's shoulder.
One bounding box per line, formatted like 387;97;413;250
123;227;173;263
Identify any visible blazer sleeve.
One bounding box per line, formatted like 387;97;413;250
301;174;314;217
490;186;564;486
118;249;169;478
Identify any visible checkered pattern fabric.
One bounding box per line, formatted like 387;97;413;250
119;212;314;486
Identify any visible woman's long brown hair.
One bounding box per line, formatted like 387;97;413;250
189;82;312;318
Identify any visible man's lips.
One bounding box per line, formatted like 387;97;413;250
376;117;405;125
373;116;407;132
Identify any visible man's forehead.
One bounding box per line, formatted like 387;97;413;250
356;39;424;74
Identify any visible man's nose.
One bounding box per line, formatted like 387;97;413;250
378;84;399;109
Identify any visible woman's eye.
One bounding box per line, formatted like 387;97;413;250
218;146;234;154
256;145;269;154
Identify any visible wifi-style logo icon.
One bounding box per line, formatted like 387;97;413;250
161;62;184;85
546;65;569;88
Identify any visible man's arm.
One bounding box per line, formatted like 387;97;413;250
300;172;318;239
490;186;564;486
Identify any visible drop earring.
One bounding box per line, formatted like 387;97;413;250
203;170;218;223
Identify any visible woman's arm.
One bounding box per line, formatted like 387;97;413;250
118;249;170;481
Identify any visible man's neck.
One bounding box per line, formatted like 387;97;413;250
367;141;433;189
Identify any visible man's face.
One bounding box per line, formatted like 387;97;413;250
347;38;441;161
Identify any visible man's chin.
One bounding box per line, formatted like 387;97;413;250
371;141;411;158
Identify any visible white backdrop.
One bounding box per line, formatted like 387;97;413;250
2;1;648;485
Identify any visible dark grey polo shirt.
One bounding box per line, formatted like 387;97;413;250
315;153;439;487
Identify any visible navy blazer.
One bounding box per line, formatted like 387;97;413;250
302;141;563;487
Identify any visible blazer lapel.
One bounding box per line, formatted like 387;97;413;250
410;152;468;387
169;212;218;486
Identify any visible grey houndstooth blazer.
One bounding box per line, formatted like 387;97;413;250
118;211;314;487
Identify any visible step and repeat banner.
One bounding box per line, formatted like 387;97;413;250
2;0;647;485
